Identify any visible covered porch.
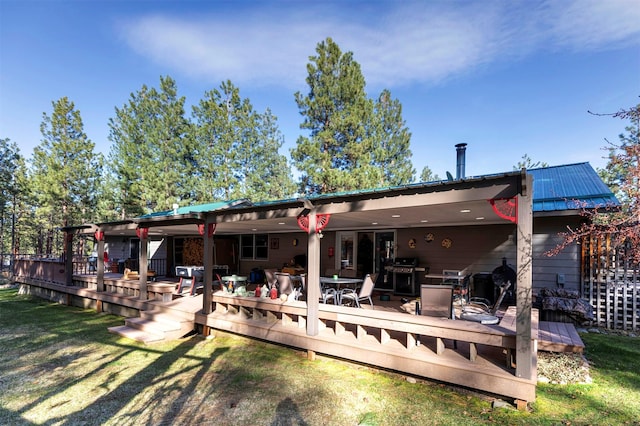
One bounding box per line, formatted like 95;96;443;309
41;169;538;403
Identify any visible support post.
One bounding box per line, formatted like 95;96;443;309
306;213;320;336
203;217;215;315
96;235;105;292
139;231;148;301
516;173;534;380
65;232;73;285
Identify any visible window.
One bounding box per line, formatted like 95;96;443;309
240;234;269;260
336;231;355;270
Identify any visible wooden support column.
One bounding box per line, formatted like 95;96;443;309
96;233;105;292
516;173;534;380
65;232;73;285
203;218;215;315
306;212;320;336
138;229;148;301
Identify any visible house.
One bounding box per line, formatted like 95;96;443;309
14;157;618;403
93;161;616;301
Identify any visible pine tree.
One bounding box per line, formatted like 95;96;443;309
419;166;440;182
108;76;195;216
291;38;414;195
370;89;414;186
0;138;23;260
191;80;295;202
31;97;101;254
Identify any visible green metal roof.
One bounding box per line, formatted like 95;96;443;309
137;199;252;219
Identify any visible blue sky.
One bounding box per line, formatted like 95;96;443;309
1;0;639;179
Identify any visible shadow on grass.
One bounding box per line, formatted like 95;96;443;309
271;397;308;426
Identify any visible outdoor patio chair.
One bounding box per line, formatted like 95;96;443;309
320;282;338;304
339;274;374;308
214;274;224;292
275;272;296;300
420;284;454;318
264;269;278;288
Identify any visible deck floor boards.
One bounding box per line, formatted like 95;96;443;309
499;306;584;353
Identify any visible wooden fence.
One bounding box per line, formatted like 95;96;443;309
581;235;640;331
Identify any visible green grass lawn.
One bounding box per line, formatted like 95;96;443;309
1;287;639;425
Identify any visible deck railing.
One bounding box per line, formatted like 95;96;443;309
199;292;536;402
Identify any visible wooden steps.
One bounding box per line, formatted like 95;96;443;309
108;297;200;344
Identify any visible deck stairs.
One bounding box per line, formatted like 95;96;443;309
108;295;201;344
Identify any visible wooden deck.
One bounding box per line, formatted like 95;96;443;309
15;275;587;403
499;306;584;353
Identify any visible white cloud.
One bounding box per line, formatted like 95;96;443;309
118;1;640;90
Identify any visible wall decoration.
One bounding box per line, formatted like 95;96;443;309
292;238;298;246
408;238;417;249
424;233;434;243
441;238;452;249
271;238;280;250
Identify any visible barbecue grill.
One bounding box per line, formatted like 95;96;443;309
392;257;425;296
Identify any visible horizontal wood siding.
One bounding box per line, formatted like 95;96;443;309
532;217;581;294
395;224;516;280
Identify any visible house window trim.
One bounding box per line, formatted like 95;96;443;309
240;234;269;261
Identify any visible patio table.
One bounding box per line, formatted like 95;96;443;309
319;276;363;290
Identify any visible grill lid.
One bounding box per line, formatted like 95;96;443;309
393;257;418;267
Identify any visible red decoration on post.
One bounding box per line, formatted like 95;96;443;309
197;223;217;237
94;230;104;241
135;227;149;239
488;197;518;223
296;213;331;233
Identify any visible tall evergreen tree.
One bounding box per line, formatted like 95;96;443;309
291;37;414;195
191;80;295;202
370;89;414;185
108;76;195;217
0;139;22;259
31;97;101;254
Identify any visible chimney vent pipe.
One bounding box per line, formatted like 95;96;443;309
455;143;467;180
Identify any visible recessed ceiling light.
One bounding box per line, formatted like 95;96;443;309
371;222;378;225
475;217;485;220
278;222;285;225
460;209;471;213
420;219;428;223
251;228;257;231
391;214;401;218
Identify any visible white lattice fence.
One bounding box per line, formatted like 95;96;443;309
582;235;640;331
591;281;639;331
